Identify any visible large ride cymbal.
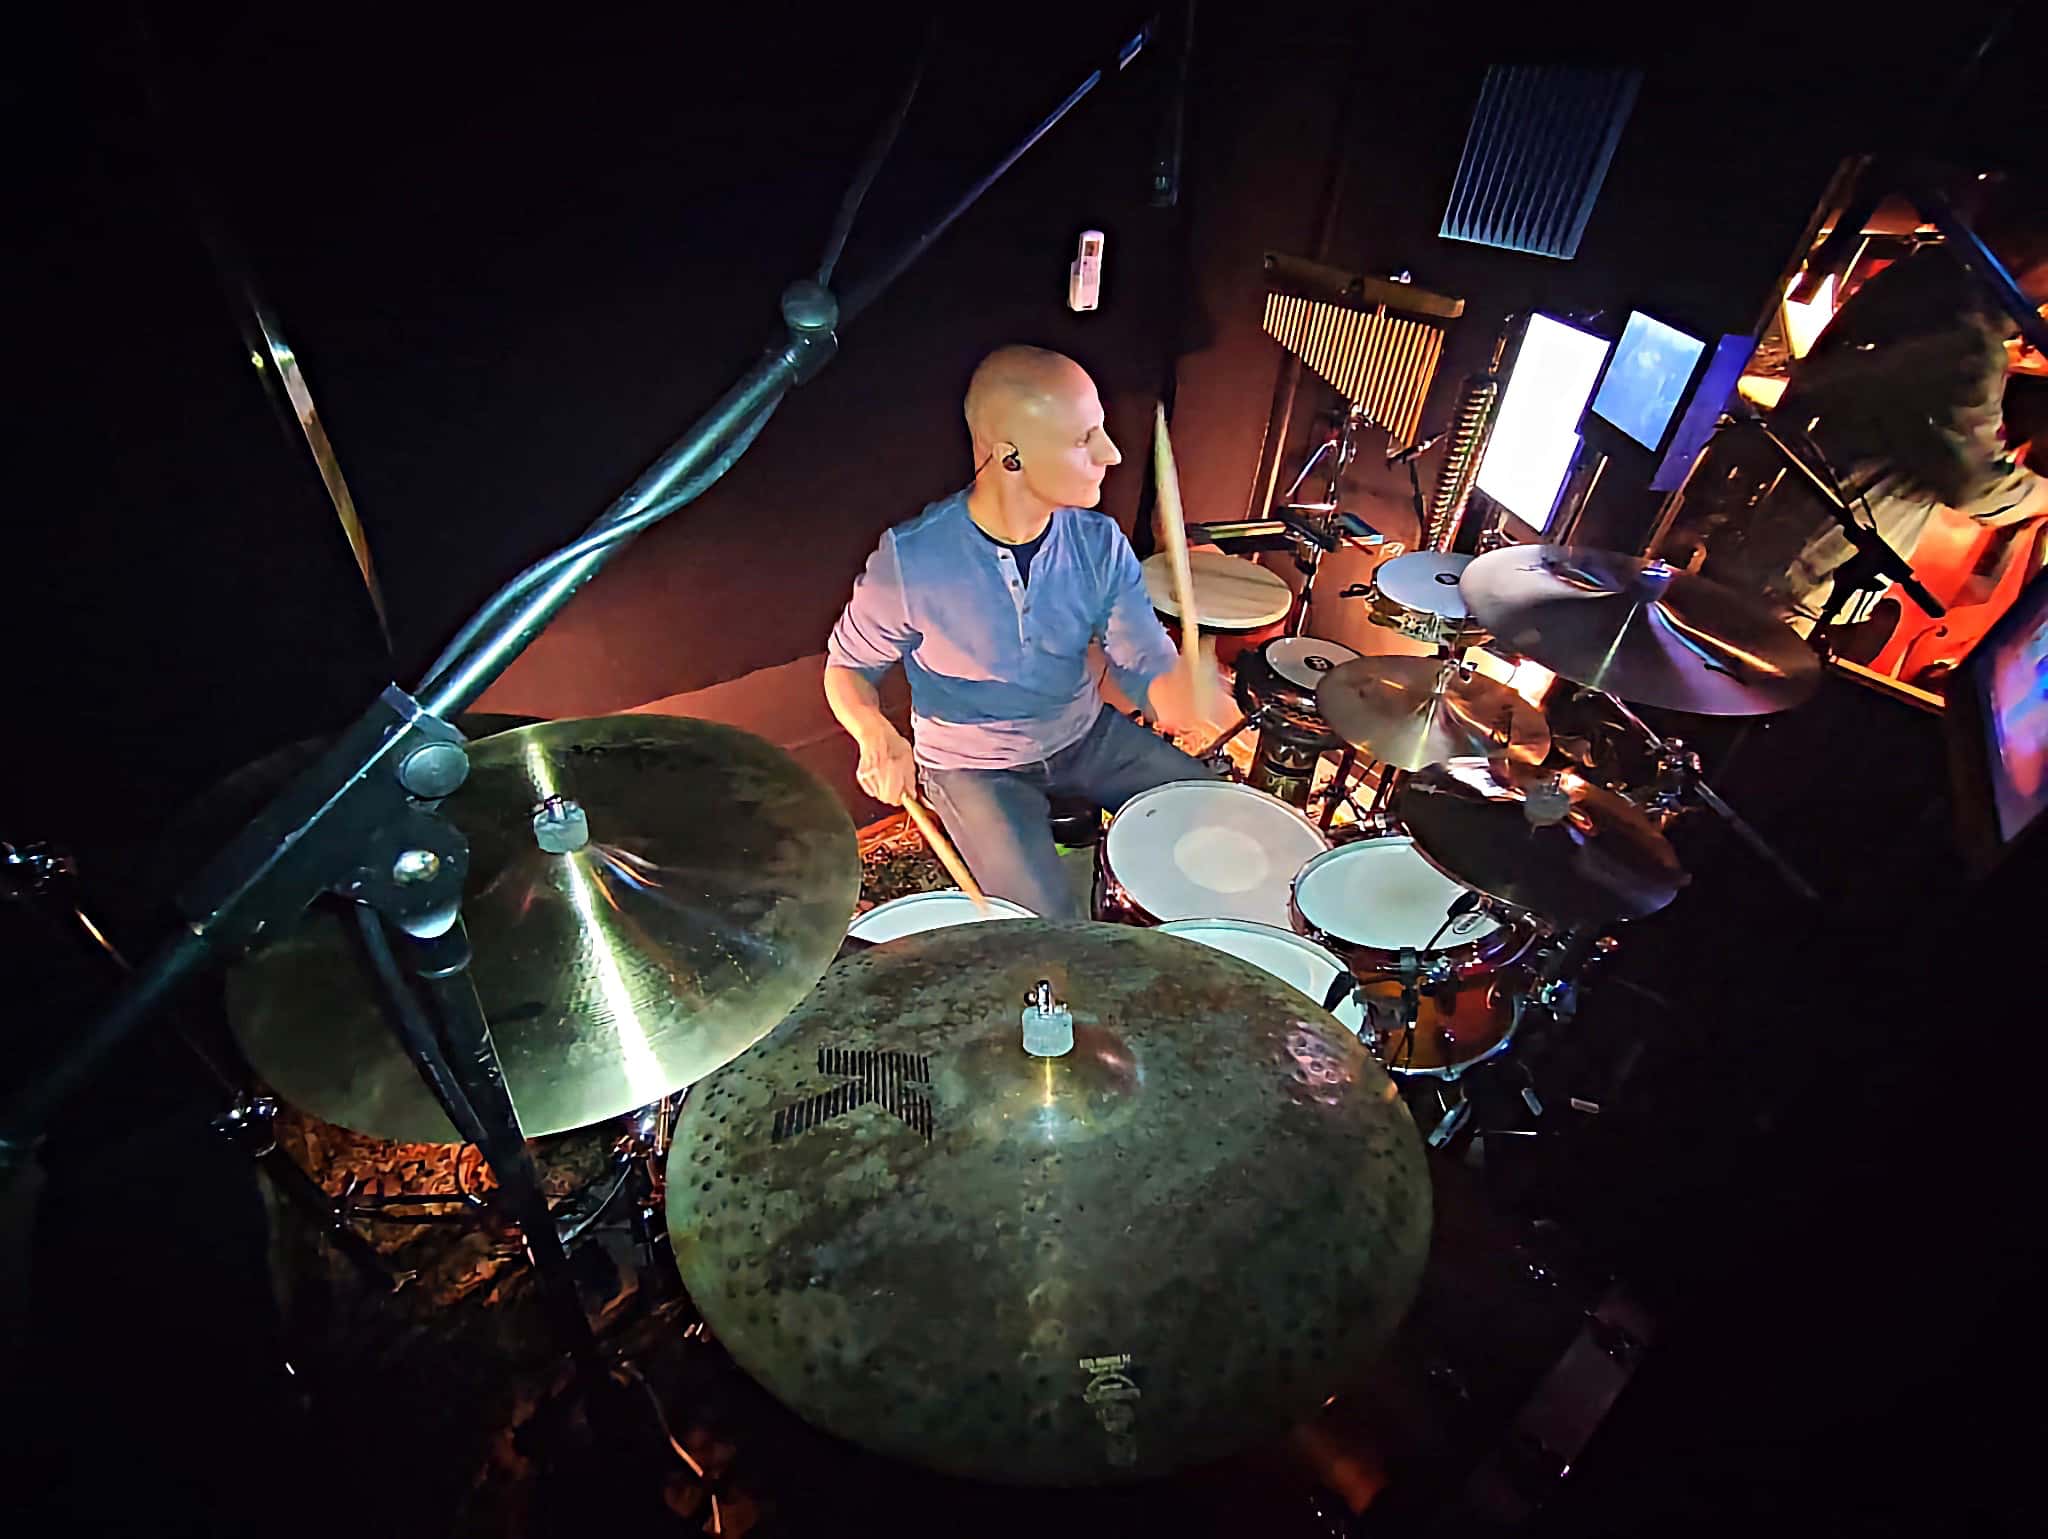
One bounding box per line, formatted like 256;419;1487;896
1393;760;1686;929
226;716;859;1142
1315;656;1550;771
667;919;1431;1486
1458;545;1821;715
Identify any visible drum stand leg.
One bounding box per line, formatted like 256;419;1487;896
354;907;607;1382
1319;748;1357;831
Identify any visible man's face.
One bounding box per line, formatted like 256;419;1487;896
1015;369;1122;508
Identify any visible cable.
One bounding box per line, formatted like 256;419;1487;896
415;394;783;697
817;17;937;287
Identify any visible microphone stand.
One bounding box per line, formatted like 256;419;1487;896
0;21;1158;1393
1728;413;1945;655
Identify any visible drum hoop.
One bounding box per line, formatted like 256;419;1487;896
1292;837;1517;960
1106;778;1330;856
848;889;1034;939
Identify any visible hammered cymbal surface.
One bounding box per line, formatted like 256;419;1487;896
667;920;1431;1485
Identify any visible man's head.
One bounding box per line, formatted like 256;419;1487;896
964;345;1122;508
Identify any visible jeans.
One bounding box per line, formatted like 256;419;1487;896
920;706;1217;920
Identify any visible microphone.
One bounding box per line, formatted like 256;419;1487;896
1387;430;1446;466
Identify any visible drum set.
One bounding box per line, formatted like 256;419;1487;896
1083;542;1819;1094
110;544;1820;1496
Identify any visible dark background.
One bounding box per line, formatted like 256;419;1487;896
7;3;2046;1533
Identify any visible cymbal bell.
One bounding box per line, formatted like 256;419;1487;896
1393;760;1686;929
1458;546;1820;715
667;919;1431;1485
225;715;860;1142
1315;656;1550;771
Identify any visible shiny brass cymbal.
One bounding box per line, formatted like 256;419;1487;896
1458;545;1821;715
1394;760;1686;929
226;715;859;1142
1315;656;1550;771
667;919;1431;1486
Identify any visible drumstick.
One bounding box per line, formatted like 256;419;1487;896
902;794;992;913
1152;403;1219;719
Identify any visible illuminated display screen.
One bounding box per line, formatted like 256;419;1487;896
1474;314;1611;530
1591;310;1707;450
1976;574;2048;845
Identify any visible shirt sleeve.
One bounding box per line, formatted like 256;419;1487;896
1099;524;1181;691
827;531;919;679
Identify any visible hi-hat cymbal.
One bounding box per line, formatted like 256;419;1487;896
1393;760;1686;929
1459;546;1820;715
1316;656;1550;771
225;716;860;1142
667;919;1431;1485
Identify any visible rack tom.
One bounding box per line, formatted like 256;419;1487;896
1291;835;1534;1077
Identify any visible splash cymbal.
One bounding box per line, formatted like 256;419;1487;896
225;715;859;1142
1316;656;1550;771
667;919;1431;1485
1458;546;1820;715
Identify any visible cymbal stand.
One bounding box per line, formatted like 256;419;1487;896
1273;403;1380;635
1594;691;1819;902
0;839;410;1293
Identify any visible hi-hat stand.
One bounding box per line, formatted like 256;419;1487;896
0;21;1160;1399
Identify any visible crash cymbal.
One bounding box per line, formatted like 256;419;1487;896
667;919;1431;1485
1393;760;1686;929
1315;656;1550;771
1458;546;1820;715
226;715;859;1142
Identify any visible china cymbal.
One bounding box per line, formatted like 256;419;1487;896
1458;545;1820;715
1393;760;1686;929
225;715;860;1142
667;919;1431;1485
1316;656;1550;771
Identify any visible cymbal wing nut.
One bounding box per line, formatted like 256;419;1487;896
1021;980;1074;1058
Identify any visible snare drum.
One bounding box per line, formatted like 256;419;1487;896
848;890;1035;943
1367;552;1489;652
1095;780;1330;928
1233;635;1362;734
1232;636;1362;805
1290;836;1533;1077
1157;918;1367;1038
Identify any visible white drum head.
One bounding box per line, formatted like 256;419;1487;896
1374;552;1474;620
1104;781;1329;925
848;890;1035;942
1264;635;1361;691
1158;919;1366;1036
1294;837;1498;951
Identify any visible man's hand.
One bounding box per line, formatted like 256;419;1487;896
1144;653;1210;738
855;723;917;806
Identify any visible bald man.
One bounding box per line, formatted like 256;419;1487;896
824;345;1213;918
